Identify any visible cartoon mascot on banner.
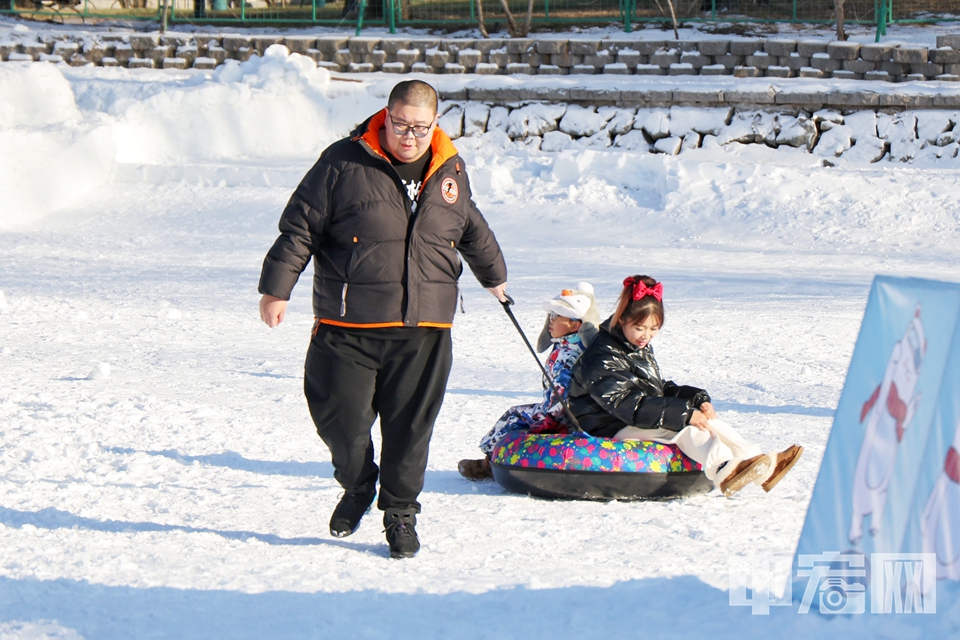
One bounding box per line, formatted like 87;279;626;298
849;306;926;545
920;417;960;595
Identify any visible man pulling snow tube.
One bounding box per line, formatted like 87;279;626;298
490;431;713;501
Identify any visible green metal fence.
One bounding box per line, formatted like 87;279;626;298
3;0;958;32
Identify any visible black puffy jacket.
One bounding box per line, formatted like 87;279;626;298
258;109;507;329
568;319;710;438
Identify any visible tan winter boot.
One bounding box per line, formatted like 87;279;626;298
757;445;803;492
717;454;772;498
458;456;493;480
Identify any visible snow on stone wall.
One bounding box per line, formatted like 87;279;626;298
438;101;960;164
4;33;960;83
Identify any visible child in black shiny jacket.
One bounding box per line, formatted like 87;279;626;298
568;275;802;497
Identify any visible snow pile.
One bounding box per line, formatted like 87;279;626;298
86;362;111;380
0;46;383;229
0;61;80;127
157;301;184;320
451;130;960;266
99;45;357;165
0;62;115;228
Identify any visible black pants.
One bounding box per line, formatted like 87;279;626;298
304;326;453;512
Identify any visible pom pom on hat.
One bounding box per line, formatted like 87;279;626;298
542;282;595;321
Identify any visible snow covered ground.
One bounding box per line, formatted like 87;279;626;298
3;37;960;639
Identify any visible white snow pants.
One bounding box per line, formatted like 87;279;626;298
614;419;762;483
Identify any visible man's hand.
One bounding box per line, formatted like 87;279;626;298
260;294;287;328
486;282;508;302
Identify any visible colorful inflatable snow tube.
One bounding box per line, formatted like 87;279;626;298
490;431;712;500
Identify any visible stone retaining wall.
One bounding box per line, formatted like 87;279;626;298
3;32;960;83
444;83;960;111
437;103;960;165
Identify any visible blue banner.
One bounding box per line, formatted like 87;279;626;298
793;275;960;614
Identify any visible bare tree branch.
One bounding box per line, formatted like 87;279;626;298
498;0;519;37
666;0;679;40
522;0;534;37
476;0;488;37
835;0;847;41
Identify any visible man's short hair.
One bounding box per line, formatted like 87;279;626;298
387;80;438;115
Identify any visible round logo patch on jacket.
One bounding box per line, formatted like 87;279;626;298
441;178;459;204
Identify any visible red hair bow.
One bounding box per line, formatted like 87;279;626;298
624;277;663;302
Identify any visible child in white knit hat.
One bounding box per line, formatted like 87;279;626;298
458;282;600;480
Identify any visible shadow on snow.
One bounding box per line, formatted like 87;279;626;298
0;574;932;640
712;401;835;418
105;447;334;478
0;506;380;551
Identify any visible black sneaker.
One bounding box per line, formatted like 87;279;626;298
329;488;376;538
383;509;420;559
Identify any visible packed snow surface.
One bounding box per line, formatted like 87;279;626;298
3;43;960;639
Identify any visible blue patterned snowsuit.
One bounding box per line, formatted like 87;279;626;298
479;333;586;455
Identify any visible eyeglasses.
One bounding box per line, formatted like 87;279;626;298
388;113;433;138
